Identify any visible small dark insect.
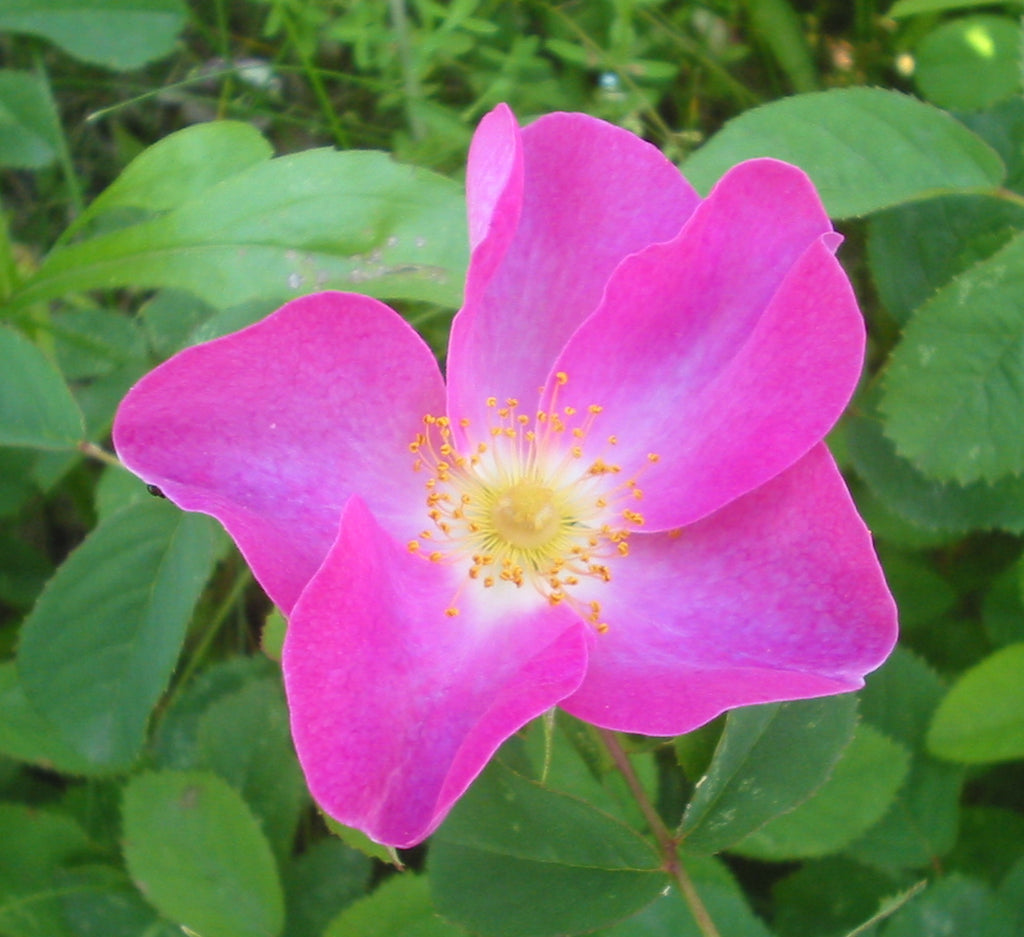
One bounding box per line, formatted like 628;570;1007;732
145;484;167;499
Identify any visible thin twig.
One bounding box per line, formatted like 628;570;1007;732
597;728;723;937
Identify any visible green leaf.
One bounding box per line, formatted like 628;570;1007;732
136;289;217;357
881;551;958;629
682;88;1005;218
14;148;468;313
323;875;464;937
0;0;188;71
959;98;1024;192
429;761;664;937
732;724;910;860
997;857;1024;931
880;232;1024;484
0;527;51;607
982;562;1024;648
882;874;1018;937
914;16;1022;112
193;677;307;862
0;327;84;450
890;0;1022;17
17;499;221;771
927;643;1024;763
56;864;175;937
282;839;372;937
595;855;774;937
948;807;1024;886
845;402;1024;535
0;803;92;937
122;770;284;937
772;857;911;937
850;649;965;873
322;816;399;866
679;695;859;855
0;662;98;775
52;308;147;380
0;70;62;168
67;121;273;238
867;194;1024;327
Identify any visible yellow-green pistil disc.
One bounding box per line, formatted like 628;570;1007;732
490;481;562;549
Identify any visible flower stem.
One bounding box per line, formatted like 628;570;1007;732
78;441;123;469
597;728;722;937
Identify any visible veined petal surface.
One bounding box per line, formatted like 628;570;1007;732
548;159;863;529
113;292;444;612
562;444;898;736
283;497;588;847
447;110;701;434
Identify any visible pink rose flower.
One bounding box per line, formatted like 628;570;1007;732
114;105;897;847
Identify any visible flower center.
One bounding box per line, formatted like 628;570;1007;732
407;372;657;632
491;481;561;548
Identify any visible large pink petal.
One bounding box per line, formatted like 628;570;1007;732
283;496;588;848
113;292;444;612
447;108;701;435
561;445;897;736
547;159;863;529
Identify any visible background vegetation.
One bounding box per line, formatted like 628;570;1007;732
2;1;1023;935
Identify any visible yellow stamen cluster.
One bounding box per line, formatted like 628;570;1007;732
406;373;658;633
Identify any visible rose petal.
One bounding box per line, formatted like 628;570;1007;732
113;292;444;612
283;496;588;847
562;444;897;735
447;109;701;435
548;159;863;528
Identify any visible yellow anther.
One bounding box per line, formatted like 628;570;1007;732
647;452;660;463
556;371;569;385
407;540;420;553
445;607;459;617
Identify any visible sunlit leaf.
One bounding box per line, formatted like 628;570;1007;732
683;87;1004;218
14;148;467;313
928;643;1024;764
